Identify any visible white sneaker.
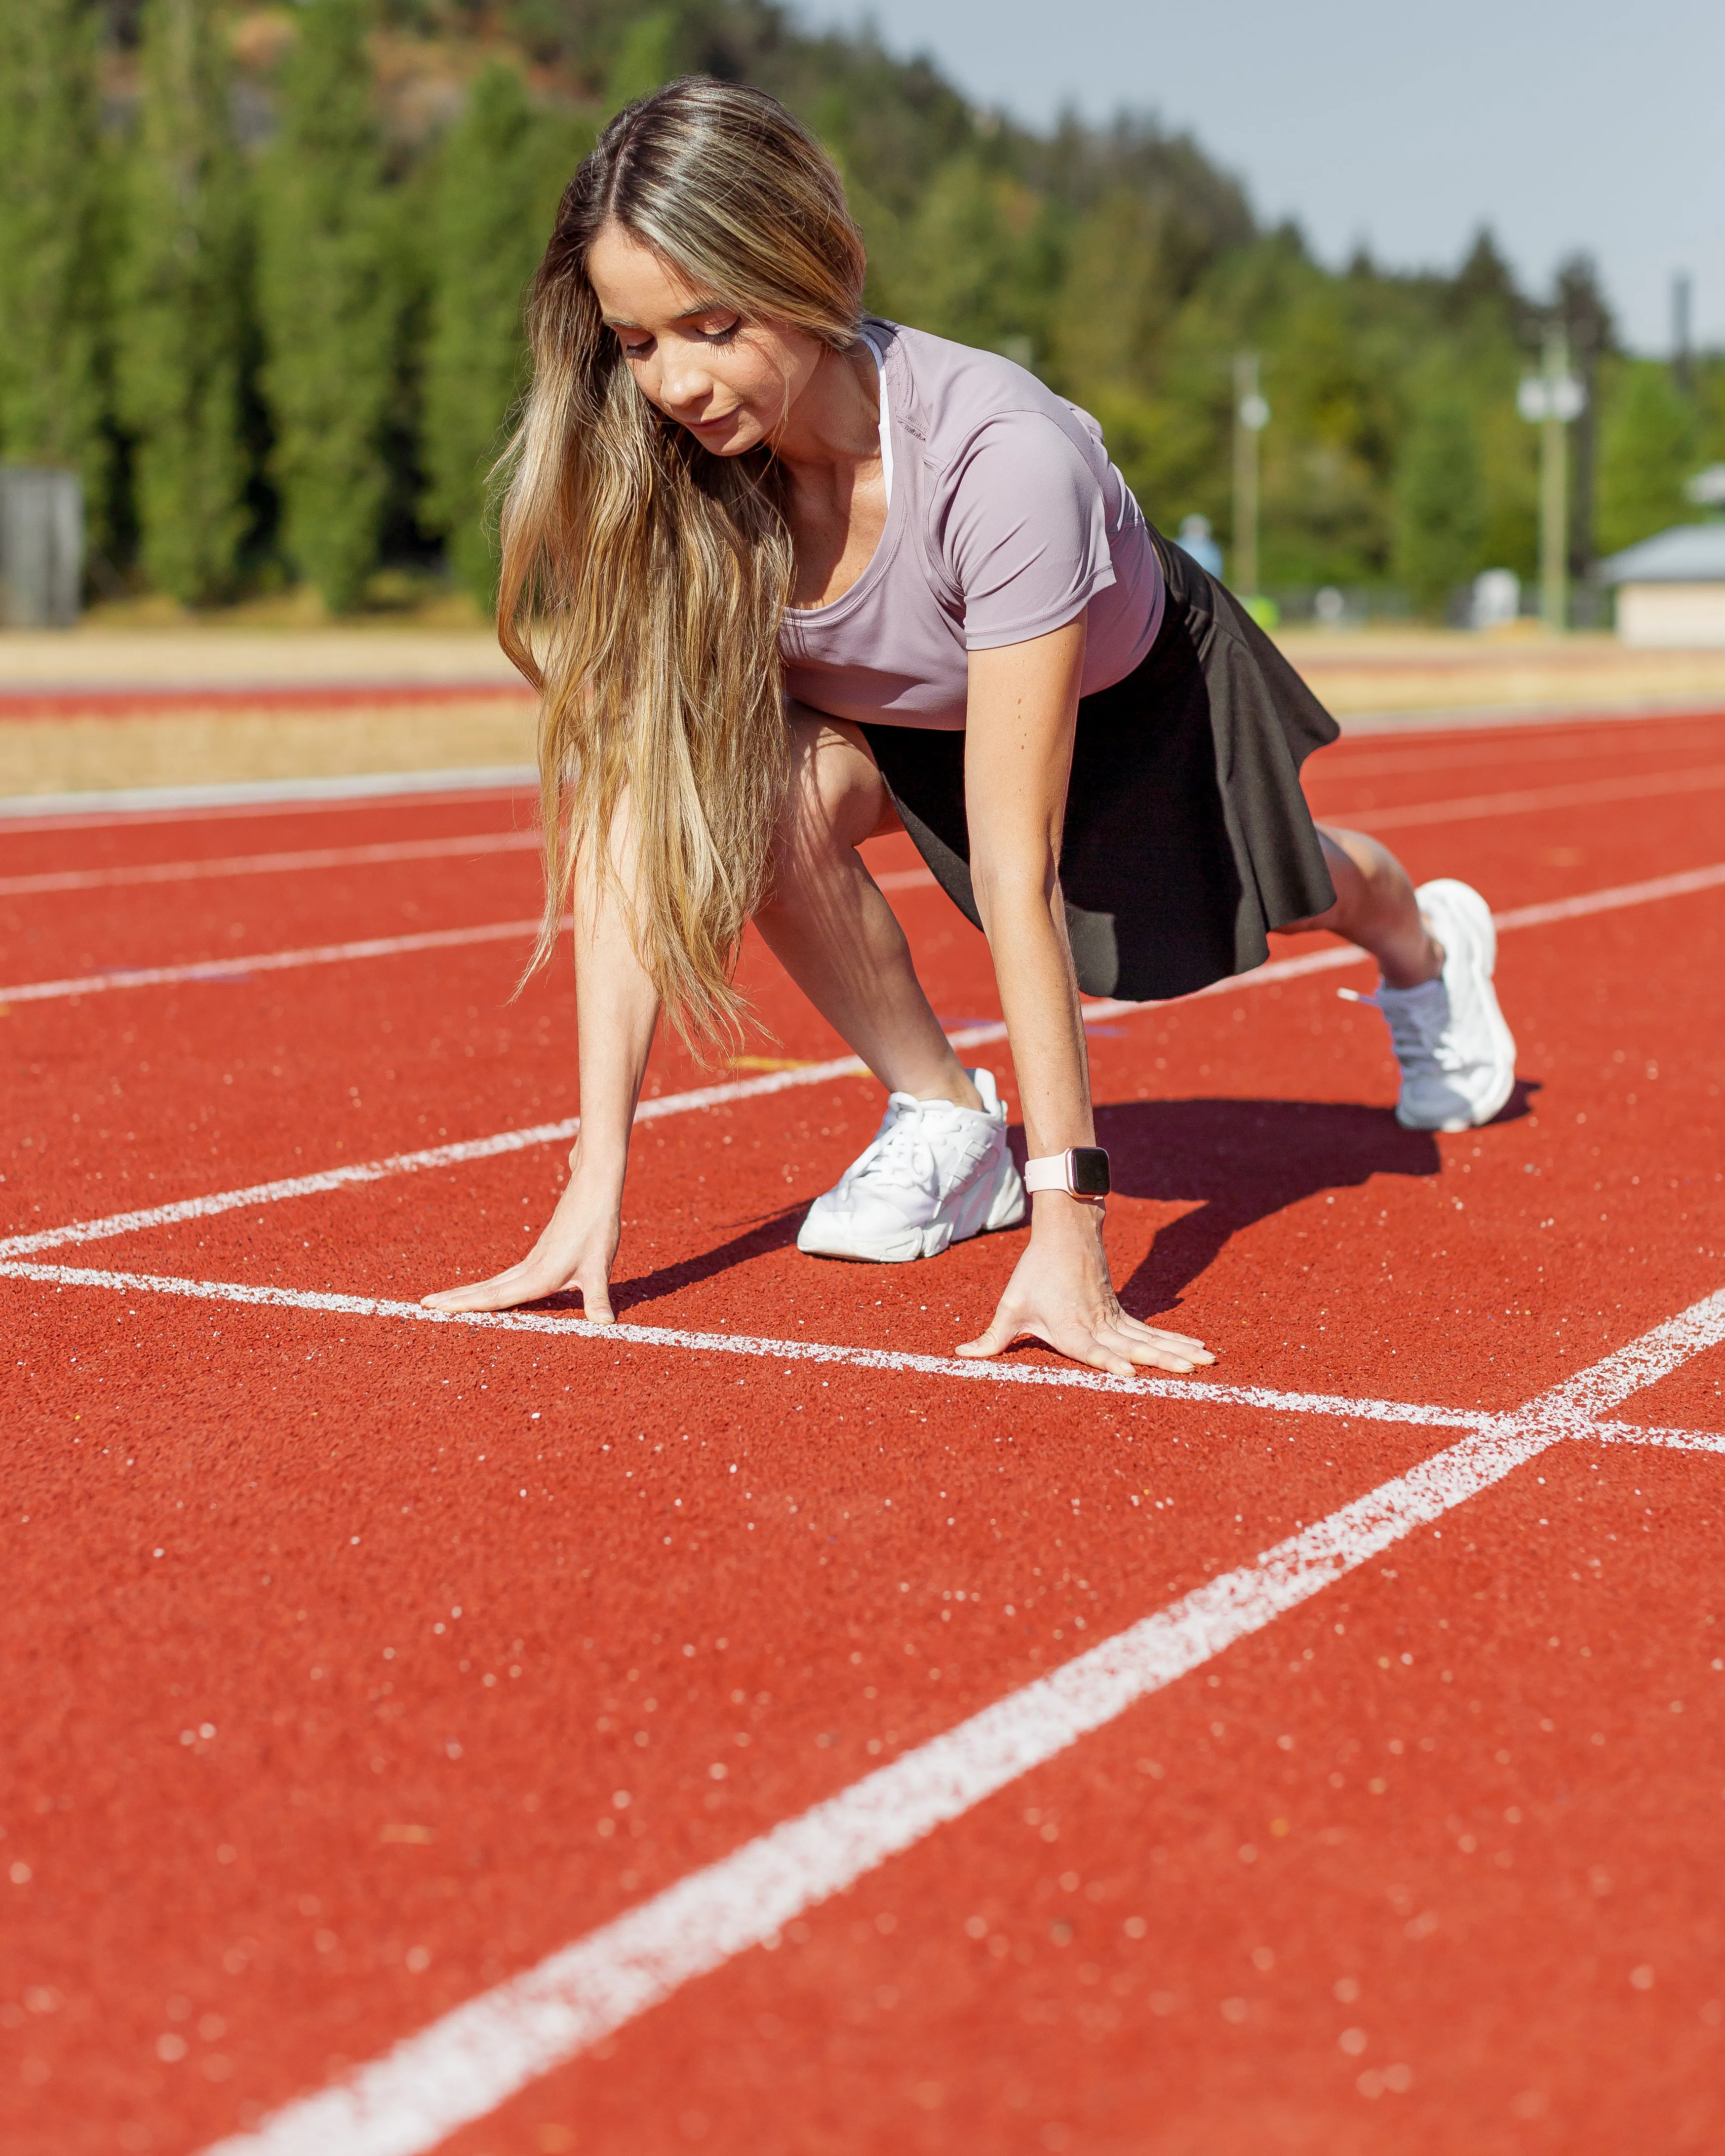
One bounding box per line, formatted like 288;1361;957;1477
796;1067;1026;1262
1365;879;1517;1132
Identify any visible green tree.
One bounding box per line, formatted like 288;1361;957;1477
1048;189;1183;402
1597;359;1699;556
878;154;1059;365
117;0;253;603
51;0;1595;612
256;0;397;612
0;0;117;561
1392;397;1486;615
423;64;586;608
605;9;678;110
1260;268;1405;586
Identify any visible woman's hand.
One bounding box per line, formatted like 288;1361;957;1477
422;1144;625;1323
955;1196;1213;1377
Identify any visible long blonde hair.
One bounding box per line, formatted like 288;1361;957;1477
498;78;867;1043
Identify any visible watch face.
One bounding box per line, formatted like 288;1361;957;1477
1070;1146;1111;1197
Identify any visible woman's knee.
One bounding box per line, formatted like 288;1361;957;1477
1276;825;1416;940
1319;824;1404;889
1275;827;1384;937
772;713;889;878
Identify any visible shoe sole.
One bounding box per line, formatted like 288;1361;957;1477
797;1145;1026;1263
1395;880;1517;1131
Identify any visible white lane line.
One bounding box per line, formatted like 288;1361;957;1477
190;1285;1725;2156
1316;713;1725;783
1490;859;1725;931
0;830;542;898
11;1257;1724;1450
0;874;937;1002
20;1242;1722;1455
1589;1420;1725;1456
0;943;1341;1252
1080;943;1366;1028
0;1257;1497;1424
0;766;538;828
0;917;549;1004
11;855;1724;1259
0;1043;947;1260
6;828;1721;1010
0;941;1361;1257
0;848;930;902
1336;764;1725;833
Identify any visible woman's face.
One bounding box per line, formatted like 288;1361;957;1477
586;220;821;456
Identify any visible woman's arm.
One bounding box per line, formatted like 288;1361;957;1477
422;801;658;1323
955;617;1213;1377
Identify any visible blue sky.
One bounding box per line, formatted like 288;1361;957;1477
795;0;1723;353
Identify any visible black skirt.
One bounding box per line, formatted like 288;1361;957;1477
857;523;1341;1003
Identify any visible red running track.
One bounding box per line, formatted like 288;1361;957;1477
3;709;1725;2155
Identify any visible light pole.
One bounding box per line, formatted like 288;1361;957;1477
1233;352;1269;602
1517;328;1585;633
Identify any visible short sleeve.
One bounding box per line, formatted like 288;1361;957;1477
938;413;1117;651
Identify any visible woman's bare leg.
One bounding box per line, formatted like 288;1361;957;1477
1277;825;1443;988
753;714;981;1110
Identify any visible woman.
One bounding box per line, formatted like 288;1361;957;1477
426;79;1515;1379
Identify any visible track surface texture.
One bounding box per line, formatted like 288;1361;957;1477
5;707;1725;2156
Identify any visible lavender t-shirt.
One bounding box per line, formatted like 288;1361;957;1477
778;320;1165;732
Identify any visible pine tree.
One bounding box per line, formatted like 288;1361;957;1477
117;0;253;604
1597;360;1699;556
423;64;585;610
1393;397;1486;617
255;0;396;613
0;0;117;561
881;154;1058;365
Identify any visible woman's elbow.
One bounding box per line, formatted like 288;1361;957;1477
970;854;1060;930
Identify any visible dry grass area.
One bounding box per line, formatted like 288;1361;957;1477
0;624;531;799
0;700;537;801
1280;627;1725;716
0;623;516;690
4;622;1725;802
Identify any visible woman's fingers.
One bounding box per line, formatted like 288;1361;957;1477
956;1314;1132;1372
958;1300;1213;1379
1111;1318;1215;1365
421;1249;614;1321
1050;1324;1139;1378
958;1309;1146;1379
579;1275;616;1324
422;1268;558;1314
425;1167;624;1321
953;1311;1025;1361
421;1272;613;1319
1111;1311;1211;1356
1098;1325;1200;1374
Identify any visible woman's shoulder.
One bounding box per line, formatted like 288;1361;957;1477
868;318;1105;471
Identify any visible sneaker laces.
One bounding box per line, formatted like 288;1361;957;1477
841;1094;974;1202
1342;979;1461;1075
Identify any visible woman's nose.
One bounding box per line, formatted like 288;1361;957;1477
657;347;714;413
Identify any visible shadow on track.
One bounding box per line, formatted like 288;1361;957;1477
1092;1081;1537;1318
525;1084;1534;1323
608;1202;808;1317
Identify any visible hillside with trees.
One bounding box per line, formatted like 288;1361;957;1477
2;0;1721;619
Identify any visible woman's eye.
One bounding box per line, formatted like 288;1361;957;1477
700;318;740;344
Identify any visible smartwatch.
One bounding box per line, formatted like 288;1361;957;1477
1022;1147;1111;1198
